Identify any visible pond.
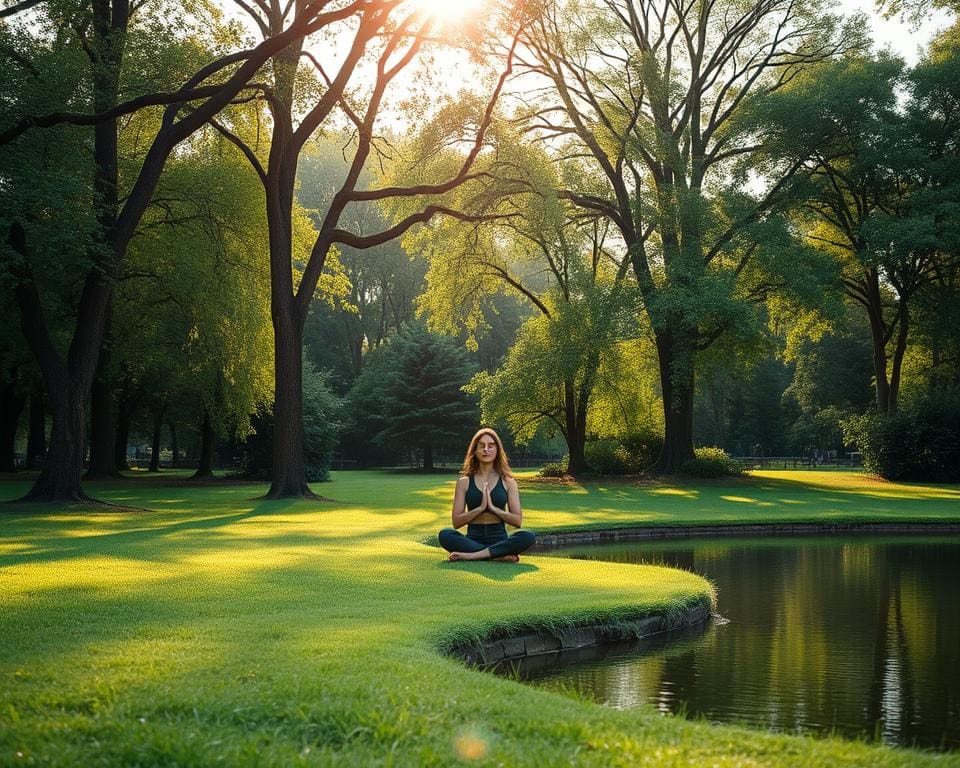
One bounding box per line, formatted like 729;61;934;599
508;535;960;751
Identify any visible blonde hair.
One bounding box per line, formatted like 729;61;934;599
461;428;514;478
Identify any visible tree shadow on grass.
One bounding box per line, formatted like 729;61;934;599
437;561;539;581
0;509;267;569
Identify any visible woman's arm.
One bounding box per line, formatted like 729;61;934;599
486;476;523;528
451;476;486;528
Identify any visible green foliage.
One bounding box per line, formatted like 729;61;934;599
501;0;868;474
468;303;659;448
296;136;426;394
681;447;745;478
623;430;663;471
116;136;276;439
345;323;478;462
694;350;797;456
584;430;662;475
0;22;96;320
539;458;570;478
842;389;960;482
762;51;960;415
584;439;636;475
239;362;345;482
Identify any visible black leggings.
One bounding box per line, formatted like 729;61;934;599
439;522;536;558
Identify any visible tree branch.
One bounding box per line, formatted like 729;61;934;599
0;0;44;18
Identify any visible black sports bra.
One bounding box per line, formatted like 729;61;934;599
465;474;507;510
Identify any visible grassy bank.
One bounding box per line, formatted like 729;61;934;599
1;470;957;766
518;470;960;532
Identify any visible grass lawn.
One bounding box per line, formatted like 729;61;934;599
1;469;957;766
519;470;960;531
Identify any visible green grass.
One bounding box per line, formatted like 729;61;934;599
518;469;960;531
0;469;957;766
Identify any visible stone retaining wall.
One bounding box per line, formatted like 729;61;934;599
450;598;712;667
533;521;960;548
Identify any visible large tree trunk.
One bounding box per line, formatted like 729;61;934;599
262;27;315;500
8;2;126;503
887;308;909;416
86;370;118;478
1;374;26;473
266;305;312;497
863;268;898;414
86;305;117;477
422;444;434;472
114;390;133;471
168;420;179;468
8;4;318;503
654;330;696;473
26;392;45;468
82;0;123;481
192;410;216;479
148;406;164;472
563;377;588;475
9;224;107;503
28;373;93;502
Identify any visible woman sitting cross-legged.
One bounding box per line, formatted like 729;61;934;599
439;428;536;562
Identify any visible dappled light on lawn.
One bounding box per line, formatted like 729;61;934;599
3;470;958;764
650;488;699;497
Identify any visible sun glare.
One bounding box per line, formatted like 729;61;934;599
409;0;483;28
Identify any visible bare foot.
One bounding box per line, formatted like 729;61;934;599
447;551;485;561
491;555;520;563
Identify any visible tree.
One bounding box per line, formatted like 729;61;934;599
207;1;525;497
769;53;960;413
0;269;38;473
511;0;861;471
347;323;478;471
398;132;637;473
468;308;661;471
111;136;279;478
782;307;875;430
3;1;345;502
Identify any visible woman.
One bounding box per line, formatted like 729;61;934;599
439;428;536;562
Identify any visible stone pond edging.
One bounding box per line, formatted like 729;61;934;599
532;521;960;548
449;597;712;668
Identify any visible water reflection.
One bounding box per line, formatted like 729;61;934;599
521;536;960;750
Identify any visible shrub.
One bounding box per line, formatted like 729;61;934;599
585;439;635;475
842;389;960;482
681;446;744;478
539;457;569;477
621;430;663;470
584;430;664;475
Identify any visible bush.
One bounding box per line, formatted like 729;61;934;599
681;446;745;478
621;430;663;470
539;458;569;478
585;439;636;475
239;363;344;482
842;389;960;482
584;430;663;475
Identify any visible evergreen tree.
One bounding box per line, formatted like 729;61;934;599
348;323;478;471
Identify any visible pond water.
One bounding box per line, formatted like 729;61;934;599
510;536;960;751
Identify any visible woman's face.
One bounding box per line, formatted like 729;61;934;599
475;434;498;464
